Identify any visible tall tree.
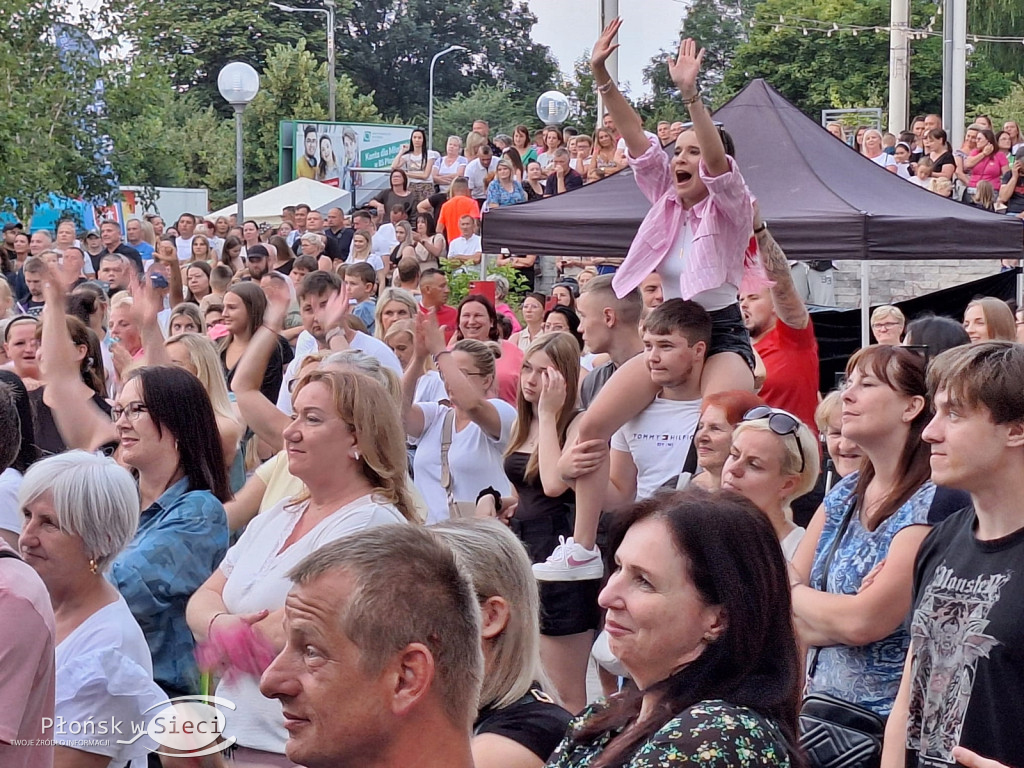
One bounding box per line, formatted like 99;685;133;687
970;0;1024;80
0;1;123;218
110;0;349;109
243;40;381;194
338;0;559;136
721;0;1012;122
424;84;535;149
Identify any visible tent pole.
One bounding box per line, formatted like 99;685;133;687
861;261;871;348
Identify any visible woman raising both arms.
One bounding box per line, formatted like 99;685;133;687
535;20;766;580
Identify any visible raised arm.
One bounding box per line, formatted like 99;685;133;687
590;19;650;160
753;203;809;330
133;278;171;368
668;38;728;176
231;281;292;450
39;267;117;451
401;316;428;438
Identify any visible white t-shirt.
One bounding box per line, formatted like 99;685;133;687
869;152;897;170
611;397;702;500
655;219;736;311
414;370;447;404
55;597;165;767
465;157;497;198
218;494;407;753
410;400;516;524
175;236;194;262
399;150;440;183
277;331;403;412
447;234;481;262
432;155;468;192
0;467;22;535
376;223;400;254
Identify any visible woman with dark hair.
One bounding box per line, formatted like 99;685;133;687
316;133;341;182
220;281;289;402
371;169;416;219
514;124;538;165
502;145;526;180
393;128;439;205
184;260;212;304
411;212;447;272
790;345;944;717
549;487;802;767
965;128;1010;196
455;293;524;405
537;127;565;175
241;220;261;250
543;305;583;352
221;234;244;273
0;370;43;548
268;234;295;274
921;128;956;180
902;314;969;355
551;283;577;312
524;160;546;201
109;365;229;698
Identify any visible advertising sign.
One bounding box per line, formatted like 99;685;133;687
290;122;415;200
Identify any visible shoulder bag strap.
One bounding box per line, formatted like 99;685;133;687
440;408;456;509
807;493;859;680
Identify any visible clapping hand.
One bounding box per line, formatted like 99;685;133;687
668;37;704;97
321;283;351;333
418;307;447;357
262;277;291;333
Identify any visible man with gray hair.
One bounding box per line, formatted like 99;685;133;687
544;147;584;196
260;525;483;768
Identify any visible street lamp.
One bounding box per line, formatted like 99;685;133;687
217;62;260;223
270;1;337;122
428;45;468;151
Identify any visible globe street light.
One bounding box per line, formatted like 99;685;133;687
535;91;571;126
218;62;260;223
270;1;337;122
428;45;468;151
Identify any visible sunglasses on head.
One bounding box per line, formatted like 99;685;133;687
742;405;806;474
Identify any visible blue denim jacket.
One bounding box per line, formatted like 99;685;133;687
109;477;228;694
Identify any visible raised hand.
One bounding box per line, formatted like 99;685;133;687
590;18;622;73
668;37;705;96
262;277;291;332
538;366;567;417
321;282;351;332
130;276;163;327
420;307;447;356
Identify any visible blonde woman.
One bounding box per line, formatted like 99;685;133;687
722;406;820;560
163;332;245;478
465;130;487;164
191;233;214;263
870;305;905;345
374;287;418;340
186;369;416;767
168;303;205;335
384;319;447;404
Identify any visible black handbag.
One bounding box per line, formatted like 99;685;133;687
798;494;886;768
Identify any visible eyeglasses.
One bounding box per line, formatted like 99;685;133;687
111;402;149;423
871;322;901;331
742;406;806;474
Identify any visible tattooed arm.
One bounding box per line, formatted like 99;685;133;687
753;206;809;331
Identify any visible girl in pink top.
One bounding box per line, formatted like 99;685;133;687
965;129;1009;191
533;20;765;582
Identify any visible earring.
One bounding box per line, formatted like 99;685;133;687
351;449;361;462
89;558;98;575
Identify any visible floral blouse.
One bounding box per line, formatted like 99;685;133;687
547;699;792;768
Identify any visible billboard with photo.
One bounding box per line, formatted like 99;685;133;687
284;121;415;207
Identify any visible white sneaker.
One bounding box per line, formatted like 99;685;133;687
532;536;603;581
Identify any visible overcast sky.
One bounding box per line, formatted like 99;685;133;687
526;0;689;98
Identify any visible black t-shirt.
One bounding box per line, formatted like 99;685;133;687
907;506;1024;768
927;150;956;176
1000;169;1024;214
327;227;354;257
474;688;572;762
544;169;584;196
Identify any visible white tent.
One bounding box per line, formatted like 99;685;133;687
205;178;351;224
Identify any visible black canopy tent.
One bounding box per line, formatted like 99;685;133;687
482;79;1023;262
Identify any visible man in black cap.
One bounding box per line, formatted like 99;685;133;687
246;244;271;280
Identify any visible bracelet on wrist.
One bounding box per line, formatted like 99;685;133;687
594;80;614;94
681;89;703;106
208;611;227;637
753;222;768;234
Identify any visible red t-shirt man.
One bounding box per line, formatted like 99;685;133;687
754;317;820;433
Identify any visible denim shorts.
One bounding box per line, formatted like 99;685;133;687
708;302;756;371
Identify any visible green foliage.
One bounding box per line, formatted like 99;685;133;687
0;1;124;218
338;0;559;124
243;40;381;195
721;0;1014;122
111;0;348;110
442;261;528;308
557;55;598;136
973;77;1024;127
423;84;536;151
970;0;1024;80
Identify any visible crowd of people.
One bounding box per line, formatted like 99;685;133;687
1;19;1023;768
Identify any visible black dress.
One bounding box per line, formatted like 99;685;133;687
505;451;601;637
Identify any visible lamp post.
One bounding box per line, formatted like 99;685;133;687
270;1;337;121
217;62;260;223
428;45;468;151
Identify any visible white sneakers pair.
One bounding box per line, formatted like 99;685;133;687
532;536;603;581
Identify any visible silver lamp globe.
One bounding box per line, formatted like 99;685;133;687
536;91;570;125
217;62;260;106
